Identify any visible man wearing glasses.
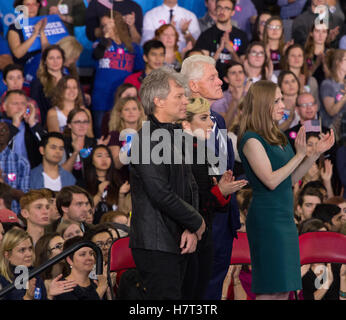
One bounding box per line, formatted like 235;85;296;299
195;0;248;75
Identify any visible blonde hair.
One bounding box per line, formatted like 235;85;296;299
184;97;210;122
57;36;83;78
237;80;287;147
0;228;33;282
108;97;145;132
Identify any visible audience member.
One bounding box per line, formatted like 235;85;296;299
154;24;184;70
100;83;138;138
47;76;93;136
231;0;257;40
292;0;343;48
56;220;84;240
277;70;301;130
108;97;145;181
195;0;248;74
1;90;46;168
55;185;92;233
251;11;271;42
319;49;346;137
7;0;48;84
211;61;249;127
29;132;76;191
295;186;323;222
39;0;86;35
199;0;218;32
141;0;201;53
124;40;166;91
19;189;51;245
84;145;131;224
304;24;329;85
312;203;346;232
0;121;30;214
30;45;67;125
243;41;276;83
0;228;47;300
85;0;143;43
91;11;144;138
1;64;41;123
54;236;107;300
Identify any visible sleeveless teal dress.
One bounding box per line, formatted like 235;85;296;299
239;131;302;294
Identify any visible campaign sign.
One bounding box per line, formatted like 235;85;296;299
22;15;68;52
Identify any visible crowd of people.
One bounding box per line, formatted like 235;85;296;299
0;0;345;300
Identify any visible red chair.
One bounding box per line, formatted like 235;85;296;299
299;231;346;265
230;232;251;265
107;237;136;299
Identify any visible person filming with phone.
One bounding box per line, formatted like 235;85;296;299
0;90;46;169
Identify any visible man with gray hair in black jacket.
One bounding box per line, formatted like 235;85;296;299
128;67;206;300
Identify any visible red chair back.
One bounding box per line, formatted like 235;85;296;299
230;232;251;265
108;237;136;272
299;231;346;265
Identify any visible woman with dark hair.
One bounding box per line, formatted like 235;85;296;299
304;24;329;86
243;41;276;83
30;44;66;125
91;11;144;138
61;108;109;184
47;75;93;136
7;0;48;85
84;145;131;224
54;236;108;300
262;16;292;75
282;43;320;106
237;80;334;300
277;70;301;131
251;11;271;42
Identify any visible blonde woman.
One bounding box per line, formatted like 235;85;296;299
0;228;73;300
237;80;334;300
108;97;145;180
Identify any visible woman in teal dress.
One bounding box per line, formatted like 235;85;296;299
237;80;335;300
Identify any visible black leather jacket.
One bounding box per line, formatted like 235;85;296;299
129;114;203;254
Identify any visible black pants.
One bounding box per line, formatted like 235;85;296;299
182;227;214;300
131;248;188;300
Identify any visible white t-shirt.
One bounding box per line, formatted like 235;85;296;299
42;173;62;191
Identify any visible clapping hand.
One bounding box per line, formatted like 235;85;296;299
97;135;111;146
119;181;130;195
315;130;335;156
213;170;248;197
294;126;307;158
180;18;192;34
48;274;77;299
123;12;136;27
320;159;333;182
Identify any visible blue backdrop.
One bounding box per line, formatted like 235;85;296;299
0;0;206;67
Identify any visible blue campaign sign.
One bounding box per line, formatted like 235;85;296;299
22;15;68;52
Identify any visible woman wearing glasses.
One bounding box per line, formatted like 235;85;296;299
243;41;277;83
47;76;93;137
61;109;109;185
263;16;292;75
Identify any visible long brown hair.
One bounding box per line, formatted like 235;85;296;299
324;49;346;82
304;24;329;61
263;16;285;56
37;44;65;98
245;41;269;80
282;44;309;84
52;75;84;111
237;80;287;147
102;11;133;53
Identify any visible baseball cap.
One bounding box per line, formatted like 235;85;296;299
0;208;20;223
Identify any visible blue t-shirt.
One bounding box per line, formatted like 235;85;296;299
0;34;11;95
91;41;144;112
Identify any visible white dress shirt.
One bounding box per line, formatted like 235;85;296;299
141;4;201;52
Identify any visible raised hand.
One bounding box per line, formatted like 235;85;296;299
294;126;306;158
72;136;84;153
119;181;130;195
123;12;136;27
315;130;335;155
97;135;111;146
23;102;36;127
180;18;192;34
320;159;333;182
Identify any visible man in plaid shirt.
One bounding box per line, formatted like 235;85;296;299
0;121;30;214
